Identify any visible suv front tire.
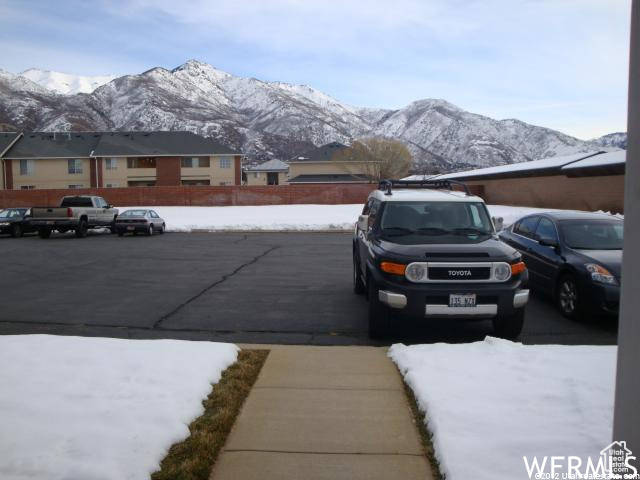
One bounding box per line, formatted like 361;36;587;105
368;278;391;338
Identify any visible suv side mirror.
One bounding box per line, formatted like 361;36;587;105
357;215;369;231
492;216;504;232
539;237;559;248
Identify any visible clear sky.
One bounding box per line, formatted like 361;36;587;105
0;0;631;139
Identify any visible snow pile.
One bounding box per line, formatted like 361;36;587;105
0;335;238;480
127;204;365;231
389;338;616;480
118;204;566;232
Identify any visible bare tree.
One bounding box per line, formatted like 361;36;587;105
333;138;413;181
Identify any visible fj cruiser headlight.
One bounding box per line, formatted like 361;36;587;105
493;263;512;282
585;264;618;285
405;263;427;282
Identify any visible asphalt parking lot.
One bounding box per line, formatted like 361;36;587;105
0;231;618;345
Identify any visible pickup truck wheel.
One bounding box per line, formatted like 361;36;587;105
75;220;88;238
353;255;365;294
368;279;391;338
11;224;23;238
38;228;52;239
492;308;525;340
147;224;154;236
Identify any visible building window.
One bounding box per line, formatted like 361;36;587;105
181;156;210;168
219;156;232;169
181;179;211;186
19;159;35;176
105;158;118;170
127;180;157;187
127;157;157;168
68;184;84;189
68;159;83;174
253;172;259;178
106;183;118;188
20;185;35;190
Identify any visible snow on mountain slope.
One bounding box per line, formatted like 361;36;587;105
0;60;608;170
592;131;627;149
20;68;117;95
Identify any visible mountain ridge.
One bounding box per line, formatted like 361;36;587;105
0;60;621;172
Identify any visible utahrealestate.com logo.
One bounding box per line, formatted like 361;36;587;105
524;441;639;479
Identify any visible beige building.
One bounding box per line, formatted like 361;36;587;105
287;142;372;184
436;150;626;213
0;131;243;190
244;159;289;185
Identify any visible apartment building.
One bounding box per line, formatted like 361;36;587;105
0;131;242;190
287;142;372;184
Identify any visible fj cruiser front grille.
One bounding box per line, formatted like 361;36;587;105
427;266;491;281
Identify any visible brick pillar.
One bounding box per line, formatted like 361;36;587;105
97;158;103;187
234;155;242;186
90;158;97;188
4;160;13;190
156;157;181;186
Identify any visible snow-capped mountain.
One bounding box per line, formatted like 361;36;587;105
0;60;607;171
592;132;627;150
19;69;117;95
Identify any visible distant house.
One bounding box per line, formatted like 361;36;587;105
433;150;626;213
287;142;372;184
244;159;289;185
0;131;242;190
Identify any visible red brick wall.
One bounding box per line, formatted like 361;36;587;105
156;157;181;186
0;184;376;208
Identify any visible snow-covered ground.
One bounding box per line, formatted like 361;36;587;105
389;338;616;480
120;204;569;232
0;335;238;480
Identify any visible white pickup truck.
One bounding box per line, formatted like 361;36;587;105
30;196;119;238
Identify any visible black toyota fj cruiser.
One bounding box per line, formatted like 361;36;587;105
353;180;529;339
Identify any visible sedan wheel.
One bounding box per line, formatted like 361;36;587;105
558;275;579;318
11;224;23;238
147;224;154;236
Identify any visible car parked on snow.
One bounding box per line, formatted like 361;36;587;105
115;209;166;236
30;196;119;238
499;211;622;318
0;208;36;238
353;180;529;339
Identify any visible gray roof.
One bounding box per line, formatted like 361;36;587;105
93;131;238;157
2;131;239;159
4;132;102;159
246;159;289;172
290;142;351;162
0;132;22;157
288;174;370;183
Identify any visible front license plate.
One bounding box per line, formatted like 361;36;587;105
127;226;135;230
449;293;476;308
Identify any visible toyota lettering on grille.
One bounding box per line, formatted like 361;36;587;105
448;270;472;276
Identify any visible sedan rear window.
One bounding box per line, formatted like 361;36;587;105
560;220;623;250
119;210;148;217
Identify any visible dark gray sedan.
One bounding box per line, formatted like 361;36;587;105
0;208;37;238
115;209;166;236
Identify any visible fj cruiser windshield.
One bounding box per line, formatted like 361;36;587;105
378;201;493;244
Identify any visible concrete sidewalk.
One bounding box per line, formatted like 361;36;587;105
210;345;433;480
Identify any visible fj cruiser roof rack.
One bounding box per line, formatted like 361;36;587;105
378;179;472;196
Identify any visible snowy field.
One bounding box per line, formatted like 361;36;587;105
0;335;238;480
389;338;616;480
120;204;573;232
